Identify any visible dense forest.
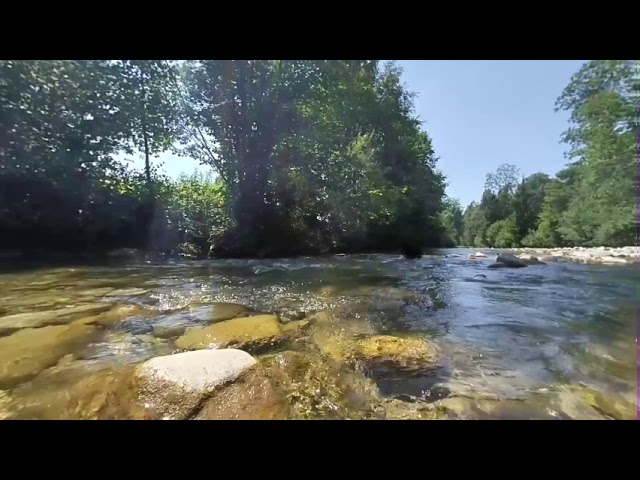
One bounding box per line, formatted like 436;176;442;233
1;60;635;259
441;60;638;249
0;60;446;258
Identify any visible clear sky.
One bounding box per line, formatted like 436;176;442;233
127;60;587;207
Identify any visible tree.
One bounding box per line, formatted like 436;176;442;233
440;197;464;246
512;172;552;241
115;61;179;186
553;60;638;246
484;163;520;194
462;203;488;247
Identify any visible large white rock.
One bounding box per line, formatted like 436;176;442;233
136;349;256;393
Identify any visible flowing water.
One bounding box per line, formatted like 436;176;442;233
0;249;637;420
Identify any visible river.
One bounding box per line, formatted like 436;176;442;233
0;249;637;420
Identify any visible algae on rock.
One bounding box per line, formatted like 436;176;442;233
175;315;288;353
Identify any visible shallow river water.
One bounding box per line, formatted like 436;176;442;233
0;249;637;420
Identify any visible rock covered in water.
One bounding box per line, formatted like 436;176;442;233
104;288;148;297
262;350;381;419
208;303;252;322
175;314;302;353
86;304;157;327
0;323;98;388
353;335;440;375
0;303;112;334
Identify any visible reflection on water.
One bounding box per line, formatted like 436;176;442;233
0;249;637;420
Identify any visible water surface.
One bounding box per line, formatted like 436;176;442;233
1;249;636;420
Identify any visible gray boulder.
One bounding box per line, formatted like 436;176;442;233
495;253;528;268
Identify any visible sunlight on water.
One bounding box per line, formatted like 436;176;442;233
0;249;636;420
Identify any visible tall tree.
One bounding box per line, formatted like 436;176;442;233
554;60;638;246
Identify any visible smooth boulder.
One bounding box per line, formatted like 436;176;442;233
493;253;527;268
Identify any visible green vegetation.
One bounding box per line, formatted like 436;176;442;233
448;60;638;249
0;60;446;257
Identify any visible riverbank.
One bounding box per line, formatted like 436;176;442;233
504;246;636;265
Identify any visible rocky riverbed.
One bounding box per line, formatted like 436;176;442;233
504;246;636;265
0;251;636;420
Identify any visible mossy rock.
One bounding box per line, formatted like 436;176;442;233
262;350;381;420
0;323;99;389
353;335;440;375
175;315;285;353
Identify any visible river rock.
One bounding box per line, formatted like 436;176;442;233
380;398;444;420
493;253;527;268
175;314;285;353
353;335;440;375
263;350;381;419
0;303;112;334
86;304;157;327
129;349;258;419
193;366;289;420
487;262;509;269
599;256;630;265
208;303;252;322
0;323;98;389
516;253;546;265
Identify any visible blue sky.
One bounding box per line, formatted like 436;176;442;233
125;60;587;207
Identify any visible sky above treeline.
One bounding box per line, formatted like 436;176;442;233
122;60;588;207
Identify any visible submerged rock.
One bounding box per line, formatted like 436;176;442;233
0;303;112;334
353;335;440;375
175;314;287;353
86;304;157;327
207;303;252;322
262;350;381;419
0;323;98;389
104;288;148;297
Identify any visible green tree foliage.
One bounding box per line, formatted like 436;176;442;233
440;198;464;246
183;60;445;256
459;61;637;249
484;217;519;248
462;202;488;247
0;60;447;257
552;60;638;246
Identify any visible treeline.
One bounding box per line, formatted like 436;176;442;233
442;60;637;249
0;60;446;258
